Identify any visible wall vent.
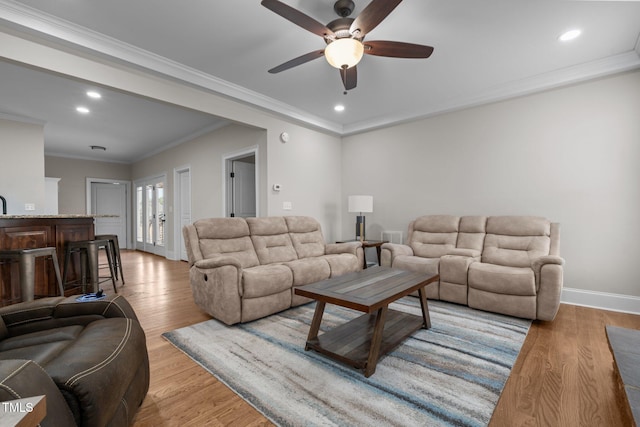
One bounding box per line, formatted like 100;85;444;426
381;230;403;244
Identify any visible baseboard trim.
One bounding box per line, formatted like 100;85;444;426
561;287;640;315
165;250;177;261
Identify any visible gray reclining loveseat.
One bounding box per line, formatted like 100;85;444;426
382;215;564;320
183;216;364;325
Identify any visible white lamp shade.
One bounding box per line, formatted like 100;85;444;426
348;195;373;213
325;38;364;69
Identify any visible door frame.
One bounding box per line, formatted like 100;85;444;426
86;177;131;248
133;173;168;257
173;165;191;261
222;146;259;218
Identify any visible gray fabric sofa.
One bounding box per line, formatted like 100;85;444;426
381;215;564;320
183;216;364;325
0;294;149;426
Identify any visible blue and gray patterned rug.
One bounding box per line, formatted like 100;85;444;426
163;297;531;427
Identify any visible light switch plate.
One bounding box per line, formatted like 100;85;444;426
25;203;35;211
283;201;292;210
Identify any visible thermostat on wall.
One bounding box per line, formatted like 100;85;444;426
280;132;290;143
273;184;281;191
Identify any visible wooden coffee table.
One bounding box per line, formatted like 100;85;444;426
295;266;439;377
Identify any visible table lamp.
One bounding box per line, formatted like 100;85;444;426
348;195;373;241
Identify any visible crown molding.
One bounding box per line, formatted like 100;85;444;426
132;121;231;163
0;0;344;134
343;49;640;135
44;151;131;164
0;111;46;125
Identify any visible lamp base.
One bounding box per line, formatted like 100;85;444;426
355;215;365;241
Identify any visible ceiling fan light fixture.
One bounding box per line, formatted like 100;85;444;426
325;38;364;69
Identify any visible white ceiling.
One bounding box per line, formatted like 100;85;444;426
1;0;639;163
0;60;229;163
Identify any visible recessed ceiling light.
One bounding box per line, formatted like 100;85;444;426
76;106;90;114
334;104;345;112
559;29;581;42
86;90;102;99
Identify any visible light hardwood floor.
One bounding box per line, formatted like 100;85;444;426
113;251;639;426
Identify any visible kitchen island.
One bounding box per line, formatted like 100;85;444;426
0;215;95;305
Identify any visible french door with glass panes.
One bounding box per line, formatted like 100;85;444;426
135;175;166;256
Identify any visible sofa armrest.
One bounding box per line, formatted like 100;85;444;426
194;254;243;270
190;259;244;325
532;255;565;321
532;255;565;282
447;248;481;258
325;241;361;255
380;243;413;267
0;360;76;426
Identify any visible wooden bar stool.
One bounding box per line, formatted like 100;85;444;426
95;234;125;284
0;247;64;302
63;239;117;294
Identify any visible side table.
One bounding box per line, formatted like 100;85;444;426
337;239;388;269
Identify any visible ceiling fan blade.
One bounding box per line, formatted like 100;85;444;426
340;66;357;91
364;40;434;58
350;0;403;36
261;0;335;39
268;50;325;73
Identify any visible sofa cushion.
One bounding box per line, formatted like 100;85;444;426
0;325;82;351
322;254;361;277
410;215;460;258
393;255;439;277
456;216;487;252
391;255;440;299
285;216;326;259
241;290;291;323
285;258;331;287
468;263;536;296
486;216;551;236
242;264;293;298
195;218;259;268
247;217;298;264
482;216;551;268
0;338;79;366
286;258;332;307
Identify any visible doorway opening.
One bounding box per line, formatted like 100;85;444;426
224;147;258;218
86;178;131;249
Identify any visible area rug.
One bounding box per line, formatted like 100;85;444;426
163;298;531;427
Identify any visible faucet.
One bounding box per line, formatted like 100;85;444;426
0;195;6;215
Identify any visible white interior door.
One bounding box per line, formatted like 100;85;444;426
230;157;256;218
135;176;166;256
178;169;191;261
92;182;127;248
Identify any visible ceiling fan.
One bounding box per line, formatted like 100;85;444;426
261;0;434;92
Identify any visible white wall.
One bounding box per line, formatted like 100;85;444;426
266;125;343;240
0;118;45;214
342;70;640;299
45;156;132;214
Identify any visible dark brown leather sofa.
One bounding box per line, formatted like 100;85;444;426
0;294;149;426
